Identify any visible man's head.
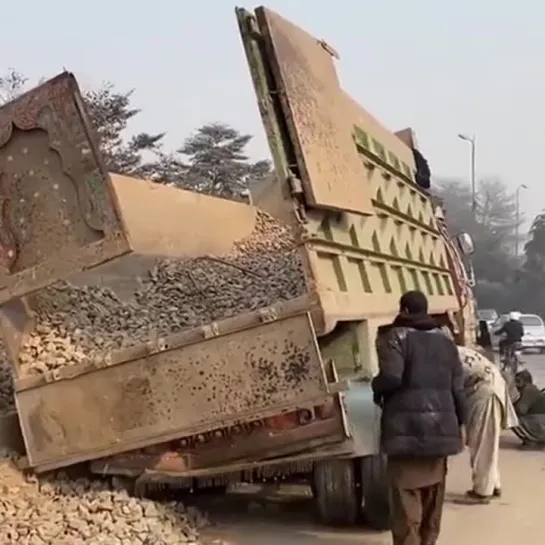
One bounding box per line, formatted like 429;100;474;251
515;369;533;390
509;311;522;321
399;290;428;315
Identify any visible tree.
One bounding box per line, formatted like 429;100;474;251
82;84;165;177
435;177;521;310
524;213;545;276
0;70;273;202
0;69;28;103
166;122;271;200
0;70;165;178
518;213;545;315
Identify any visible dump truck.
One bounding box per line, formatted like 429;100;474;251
0;5;476;530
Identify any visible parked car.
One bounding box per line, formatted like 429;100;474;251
478;308;500;329
491;313;545;354
520;314;545;353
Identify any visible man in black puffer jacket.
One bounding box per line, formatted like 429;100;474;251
372;290;467;545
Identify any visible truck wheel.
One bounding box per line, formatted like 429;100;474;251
312;458;361;526
359;454;390;531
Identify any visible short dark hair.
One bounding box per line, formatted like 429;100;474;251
399;290;428;314
516;370;533;385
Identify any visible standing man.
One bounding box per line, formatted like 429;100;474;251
373;291;467;545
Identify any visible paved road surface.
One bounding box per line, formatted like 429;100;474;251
202;438;545;544
522;352;545;387
200;352;545;545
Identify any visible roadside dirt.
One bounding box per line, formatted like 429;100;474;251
199;434;545;545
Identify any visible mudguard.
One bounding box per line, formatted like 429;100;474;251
342;379;381;457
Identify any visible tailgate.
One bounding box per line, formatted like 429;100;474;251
237;7;373;216
0;72;130;303
13;297;345;472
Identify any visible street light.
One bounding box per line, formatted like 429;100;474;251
458;134;476;215
515;183;528;257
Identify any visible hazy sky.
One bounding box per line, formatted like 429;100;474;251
2;1;542;228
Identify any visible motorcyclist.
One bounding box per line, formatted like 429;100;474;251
496;311;524;358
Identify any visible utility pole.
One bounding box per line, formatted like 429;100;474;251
515;184;528;257
458;134;476;215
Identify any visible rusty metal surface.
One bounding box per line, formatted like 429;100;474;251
0;72;130;303
89;397;350;481
90;403;346;478
15;310;331;471
254;7;373;215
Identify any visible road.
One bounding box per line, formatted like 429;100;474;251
523;352;545;387
199;352;545;545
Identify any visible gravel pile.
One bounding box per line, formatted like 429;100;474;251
0;461;208;545
17;210;307;377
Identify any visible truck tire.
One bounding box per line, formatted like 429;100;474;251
359;454;390;531
312;458;361;526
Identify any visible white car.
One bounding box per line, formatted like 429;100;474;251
491;313;545;354
520;314;545;353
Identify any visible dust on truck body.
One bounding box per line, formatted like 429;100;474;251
0;73;347;473
237;6;475;361
231;5;475;525
0;4;475;530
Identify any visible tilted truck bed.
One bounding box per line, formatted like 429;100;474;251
0;137;348;473
0;173;282;364
11;296;347;473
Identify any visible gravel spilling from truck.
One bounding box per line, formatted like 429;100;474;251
0;460;207;544
17;210;307;378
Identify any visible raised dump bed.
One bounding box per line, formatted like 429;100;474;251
1;174;303;365
0;174;347;472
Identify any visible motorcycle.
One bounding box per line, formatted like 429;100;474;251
500;340;524;375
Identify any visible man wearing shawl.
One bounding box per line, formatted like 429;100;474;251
456;345;519;504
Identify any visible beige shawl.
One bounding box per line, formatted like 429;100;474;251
457;345;519;429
